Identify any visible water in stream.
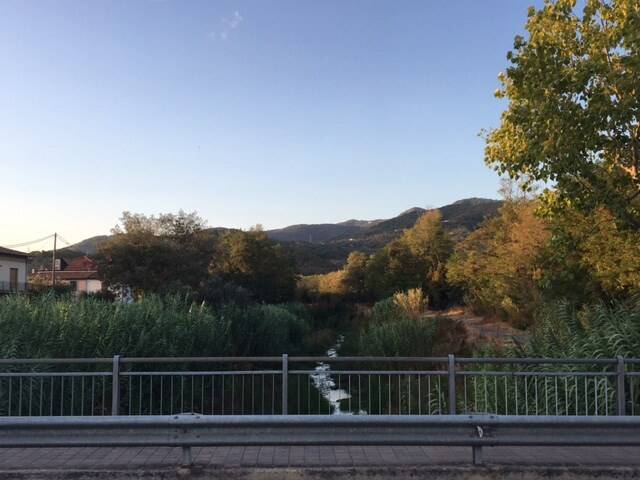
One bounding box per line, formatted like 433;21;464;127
309;335;360;415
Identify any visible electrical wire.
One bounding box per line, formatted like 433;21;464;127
1;234;55;249
56;235;72;246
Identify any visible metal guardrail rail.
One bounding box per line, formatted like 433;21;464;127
1;414;639;466
0;355;638;417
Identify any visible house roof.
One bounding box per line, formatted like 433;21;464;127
52;271;101;280
31;255;101;281
64;256;98;272
0;246;28;258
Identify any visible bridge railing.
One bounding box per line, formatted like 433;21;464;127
0;355;638;417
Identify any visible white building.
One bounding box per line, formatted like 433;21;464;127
0;247;28;293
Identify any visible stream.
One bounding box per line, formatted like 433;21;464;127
309;335;356;415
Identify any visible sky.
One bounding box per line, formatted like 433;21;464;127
0;0;543;249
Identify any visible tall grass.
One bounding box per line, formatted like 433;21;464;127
0;293;312;359
334;296;471;414
0;294;335;416
524;296;640;359
461;296;640;416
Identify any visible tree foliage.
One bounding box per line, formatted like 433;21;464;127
98;212;298;303
97;211;214;295
540;206;640;300
210;227;297;303
447;200;550;324
485;0;640;227
298;211;454;308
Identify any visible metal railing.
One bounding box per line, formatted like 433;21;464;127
0;355;638;417
0;281;28;293
1;414;640;466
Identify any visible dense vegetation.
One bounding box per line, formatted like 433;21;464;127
97;212;296;304
299;211;454;309
347;293;470;357
0;294;313;358
524;296;640;360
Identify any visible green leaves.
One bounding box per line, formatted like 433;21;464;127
211;230;297;304
446;201;549;325
487;0;640;228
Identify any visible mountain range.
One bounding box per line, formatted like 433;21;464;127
30;198;502;275
269;198;502;273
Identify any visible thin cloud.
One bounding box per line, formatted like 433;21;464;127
209;11;244;41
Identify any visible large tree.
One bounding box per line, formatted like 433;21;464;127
364;211;453;306
98;211;215;295
485;0;640;227
210;227;296;303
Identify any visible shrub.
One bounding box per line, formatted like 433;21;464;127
369;298;409;324
348;296;470;357
393;288;427;319
356;316;469;357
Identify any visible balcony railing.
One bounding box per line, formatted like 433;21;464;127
0;281;28;293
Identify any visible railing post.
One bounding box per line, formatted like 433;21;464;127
111;354;121;416
181;445;193;466
472;445;483;465
616;355;626;416
282;353;288;415
448;354;456;414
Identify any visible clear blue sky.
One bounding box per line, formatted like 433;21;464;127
1;0;542;248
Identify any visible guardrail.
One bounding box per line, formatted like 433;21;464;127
0;355;638;417
1;414;639;466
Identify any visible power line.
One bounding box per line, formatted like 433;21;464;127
2;234;55;249
56;235;72;246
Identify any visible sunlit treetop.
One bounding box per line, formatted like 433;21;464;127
485;0;640;227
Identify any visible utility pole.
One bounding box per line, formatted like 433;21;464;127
51;233;57;287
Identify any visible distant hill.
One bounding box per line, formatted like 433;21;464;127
29;198;501;275
276;198;502;274
439;197;503;230
267;218;383;243
266;198;500;248
267;223;363;243
70;235;111;255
